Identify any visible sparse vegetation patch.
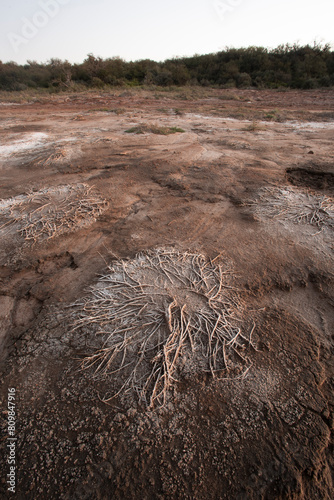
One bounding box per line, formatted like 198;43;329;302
125;124;185;135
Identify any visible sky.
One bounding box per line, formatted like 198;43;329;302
1;0;333;65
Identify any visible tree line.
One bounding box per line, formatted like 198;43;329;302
1;43;333;91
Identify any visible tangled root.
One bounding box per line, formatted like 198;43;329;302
248;187;334;231
73;248;255;408
0;183;107;243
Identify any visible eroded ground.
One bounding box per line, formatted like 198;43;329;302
0;88;333;499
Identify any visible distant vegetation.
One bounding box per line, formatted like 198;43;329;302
125;125;185;135
1;43;333;91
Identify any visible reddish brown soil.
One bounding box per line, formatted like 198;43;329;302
0;88;333;499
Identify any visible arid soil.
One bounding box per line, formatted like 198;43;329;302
0;88;333;499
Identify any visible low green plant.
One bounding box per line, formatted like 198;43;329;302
89;107;112;113
243;120;265;132
113;108;126;115
264;109;282;121
125;124;185;135
218;92;240;101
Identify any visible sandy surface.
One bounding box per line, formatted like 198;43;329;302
0;88;333;499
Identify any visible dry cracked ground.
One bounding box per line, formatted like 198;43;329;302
0;88;333;499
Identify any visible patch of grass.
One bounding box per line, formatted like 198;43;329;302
125;124;185;135
218;92;241;101
113;108;126;115
0;88;54;104
89;107;126;115
263;109;284;122
242;120;265;132
265;112;276;120
168;126;185;134
89;107;113;113
225;109;249;120
0;86;90;103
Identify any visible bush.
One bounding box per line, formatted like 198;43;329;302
1;44;333;90
302;78;319;89
236;72;252;88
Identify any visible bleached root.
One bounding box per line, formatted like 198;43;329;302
0;183;107;243
72;248;254;408
247;187;334;231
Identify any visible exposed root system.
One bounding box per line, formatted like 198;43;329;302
248;187;334;230
0;183;107;243
73;248;255;408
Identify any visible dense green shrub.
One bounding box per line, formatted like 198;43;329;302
0;43;333;91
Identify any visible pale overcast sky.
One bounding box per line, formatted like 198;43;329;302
1;0;333;64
